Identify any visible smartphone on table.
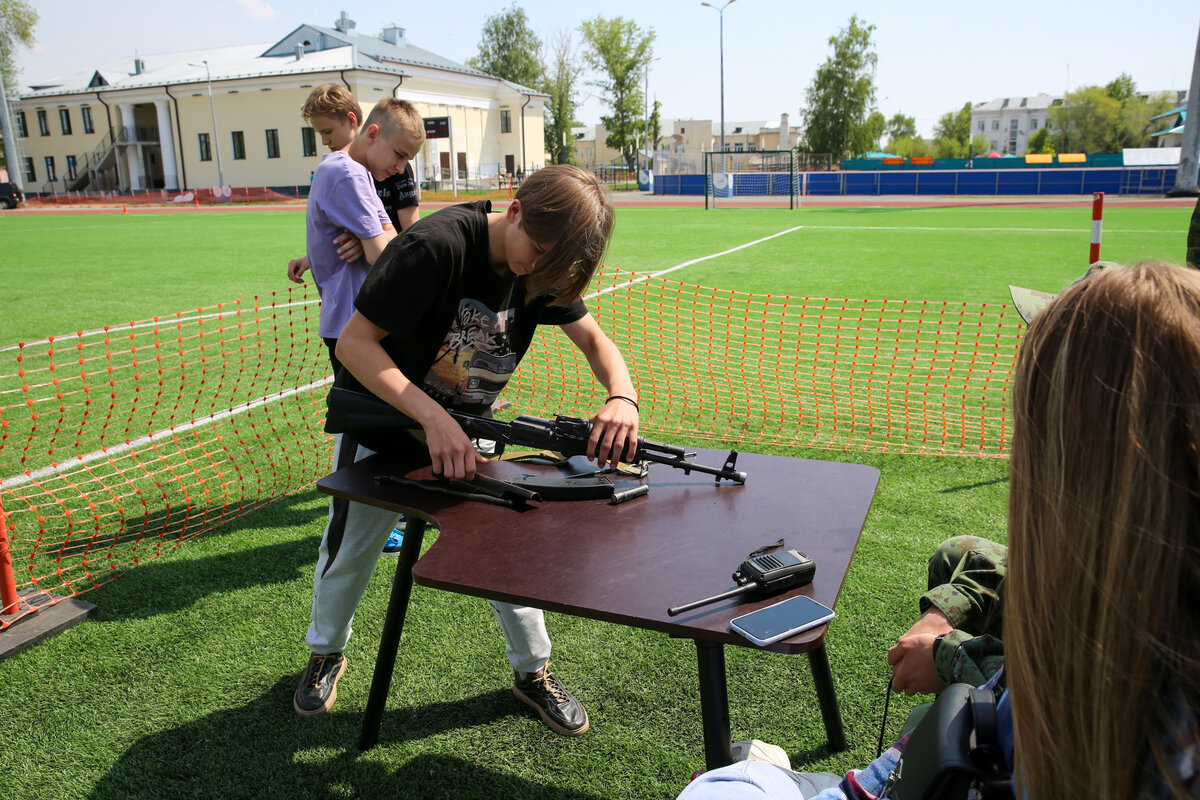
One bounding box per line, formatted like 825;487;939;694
729;594;835;646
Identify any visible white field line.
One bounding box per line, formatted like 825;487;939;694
0;299;320;353
1;376;332;490
589;226;807;298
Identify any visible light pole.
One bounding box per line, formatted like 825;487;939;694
190;59;224;187
643;56;660;188
701;0;737;166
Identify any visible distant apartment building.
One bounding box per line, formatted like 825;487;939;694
971;90;1189;155
969;94;1060;155
11;12;547;194
571;114;802;172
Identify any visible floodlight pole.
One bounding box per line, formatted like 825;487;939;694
191;60;225;187
702;0;737;169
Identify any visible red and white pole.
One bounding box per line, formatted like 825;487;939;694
1089;192;1104;264
0;496;19;616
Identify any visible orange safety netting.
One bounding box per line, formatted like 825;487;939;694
0;267;1025;626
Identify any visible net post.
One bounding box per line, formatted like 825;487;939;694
1089;192;1104;264
0;496;19;615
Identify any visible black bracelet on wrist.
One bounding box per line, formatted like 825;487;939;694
605;395;639;412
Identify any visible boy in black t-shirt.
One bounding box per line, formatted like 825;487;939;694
295;166;639;738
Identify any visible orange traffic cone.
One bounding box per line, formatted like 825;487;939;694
122;204;128;214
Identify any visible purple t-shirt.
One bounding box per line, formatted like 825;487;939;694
305;151;388;338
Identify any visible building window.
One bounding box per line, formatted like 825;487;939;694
81;106;94;134
231;130;245;160
977;121;984;132
1030;118;1038;130
15;111;27;138
59;108;72;135
500;109;512;134
37;109;49;136
992;120;1000;130
265;128;280;158
198;132;212;161
22;156;35;182
301;127;317;157
734;143;744;152
44;156;57;182
66;155;78;181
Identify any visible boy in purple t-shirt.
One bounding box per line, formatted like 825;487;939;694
297;97;425;372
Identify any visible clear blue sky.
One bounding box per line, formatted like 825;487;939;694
14;1;1200;138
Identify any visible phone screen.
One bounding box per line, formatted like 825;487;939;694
729;595;835;645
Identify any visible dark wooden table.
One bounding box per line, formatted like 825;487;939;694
317;447;879;769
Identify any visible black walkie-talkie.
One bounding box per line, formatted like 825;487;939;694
734;549;816;592
667;547;816;616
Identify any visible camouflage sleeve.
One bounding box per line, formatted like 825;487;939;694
932;630;1005;687
1188;197;1200;269
918;536;1006;637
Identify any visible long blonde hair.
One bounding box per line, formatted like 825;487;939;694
1008;262;1200;799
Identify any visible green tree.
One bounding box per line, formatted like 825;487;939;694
1025;127;1055;155
1104;72;1137;104
1050;86;1122;153
886;113;918;142
799;15;878;160
542;29;581;165
862;110;886;153
886;136;932;159
465;3;544;89
932;102;973;156
1;0;38;174
579;15;654;171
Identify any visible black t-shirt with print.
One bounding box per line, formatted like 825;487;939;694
338;200;587;417
373;163;419;229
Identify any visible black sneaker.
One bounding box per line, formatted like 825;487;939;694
512;665;590;736
293;652;347;717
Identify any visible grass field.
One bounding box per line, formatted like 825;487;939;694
0;203;1191;800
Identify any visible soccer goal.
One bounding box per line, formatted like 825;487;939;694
705;150;799;209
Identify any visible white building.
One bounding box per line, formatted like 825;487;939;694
11;12;547;195
970;94;1060;155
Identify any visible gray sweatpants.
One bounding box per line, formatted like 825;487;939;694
304;433;552;675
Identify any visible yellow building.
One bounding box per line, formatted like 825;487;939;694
12;13;547;195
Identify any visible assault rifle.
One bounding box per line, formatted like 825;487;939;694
326;387;747;485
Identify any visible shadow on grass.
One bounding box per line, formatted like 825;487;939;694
85;676;605;800
82;492;328;622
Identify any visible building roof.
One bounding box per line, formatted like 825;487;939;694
18;15;546;100
974;94;1059;112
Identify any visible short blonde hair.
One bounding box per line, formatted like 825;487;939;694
362;98;426;147
300;84;362;125
514;165;615;307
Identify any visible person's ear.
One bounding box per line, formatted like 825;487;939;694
346;111;359;129
507;199;521;222
365;123;380;142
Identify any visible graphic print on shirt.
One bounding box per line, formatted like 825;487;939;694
423;297;517;406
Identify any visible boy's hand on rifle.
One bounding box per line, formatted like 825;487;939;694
425;409;488;481
589;397;639;469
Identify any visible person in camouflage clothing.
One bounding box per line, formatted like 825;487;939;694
887;535;1006;695
1188;196;1200;269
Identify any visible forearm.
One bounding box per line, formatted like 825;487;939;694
362;227;397;266
396;206;419;231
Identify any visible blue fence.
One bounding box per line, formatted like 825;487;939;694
653;167;1186;198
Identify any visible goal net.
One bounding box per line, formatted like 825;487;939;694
705;150;799;208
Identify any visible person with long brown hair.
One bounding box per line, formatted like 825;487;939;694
680;261;1199;799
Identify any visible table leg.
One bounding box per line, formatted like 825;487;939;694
807;639;847;752
357;517;428;751
695;639;733;770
